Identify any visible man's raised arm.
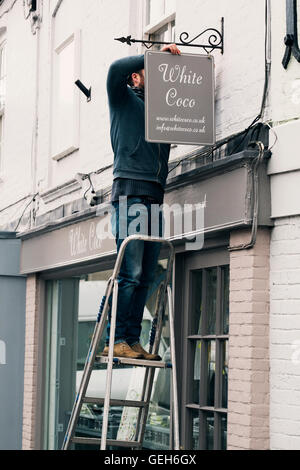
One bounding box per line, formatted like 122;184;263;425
106;54;144;105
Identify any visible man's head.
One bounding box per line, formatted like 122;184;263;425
127;69;145;89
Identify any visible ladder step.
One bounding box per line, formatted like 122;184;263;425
96;356;172;368
82;397;147;408
72;437;141;448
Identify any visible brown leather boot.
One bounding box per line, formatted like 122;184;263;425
101;342;143;359
130;343;161;361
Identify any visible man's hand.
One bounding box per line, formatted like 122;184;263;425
161;43;181;55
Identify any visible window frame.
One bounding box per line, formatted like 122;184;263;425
143;0;176;42
181;250;229;450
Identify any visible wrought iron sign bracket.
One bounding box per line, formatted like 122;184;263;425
115;18;224;55
282;0;300;69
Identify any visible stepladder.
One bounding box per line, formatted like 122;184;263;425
62;234;180;450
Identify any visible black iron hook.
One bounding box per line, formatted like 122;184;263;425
282;0;300;69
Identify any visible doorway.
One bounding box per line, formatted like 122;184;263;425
177;248;230;450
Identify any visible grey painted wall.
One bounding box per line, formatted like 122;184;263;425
0;235;26;450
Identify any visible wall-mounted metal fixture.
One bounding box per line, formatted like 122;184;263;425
75;80;91;102
28;0;37;12
282;0;300;68
115;18;224;55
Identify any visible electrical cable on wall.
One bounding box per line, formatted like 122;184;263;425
75;0;273;205
168;0;272;176
228;141;265;252
14;193;39;232
0;0;18;19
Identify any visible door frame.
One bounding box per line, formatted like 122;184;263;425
174;242;229;450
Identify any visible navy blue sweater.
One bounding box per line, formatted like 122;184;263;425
106;54;170;189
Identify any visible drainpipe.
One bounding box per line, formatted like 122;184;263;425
30;8;41;228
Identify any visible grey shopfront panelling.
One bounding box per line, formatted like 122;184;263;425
0;233;26;450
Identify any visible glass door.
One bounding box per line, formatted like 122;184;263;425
43;279;79;450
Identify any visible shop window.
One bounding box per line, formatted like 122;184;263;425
185;264;229;450
43;258;172;450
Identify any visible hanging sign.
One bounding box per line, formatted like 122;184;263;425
145;51;215;146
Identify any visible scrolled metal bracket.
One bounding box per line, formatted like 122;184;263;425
115;18;224;55
282;0;300;69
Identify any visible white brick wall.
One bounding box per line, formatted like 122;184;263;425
270;216;300;450
228;228;270;450
0;0;36;225
0;0;132;227
22;274;40;450
0;0;300;450
2;0;297;229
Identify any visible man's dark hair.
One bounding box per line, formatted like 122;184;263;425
127;70;142;87
127;74;134;87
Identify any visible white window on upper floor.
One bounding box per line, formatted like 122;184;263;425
144;0;176;50
51;30;81;161
0;39;6;111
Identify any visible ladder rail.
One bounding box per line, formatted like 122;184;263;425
134;282;164;441
62;234;179;451
62;277;113;450
102;235;174;450
168;285;180;450
135;282;170;445
100;279;118;450
111;235;175;283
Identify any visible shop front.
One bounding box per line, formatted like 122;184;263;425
19;147;272;450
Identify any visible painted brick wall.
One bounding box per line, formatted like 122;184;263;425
1;0;297;229
0;0;36;225
22;275;40;450
270;216;300;450
228;228;270;450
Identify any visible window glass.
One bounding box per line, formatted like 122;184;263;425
192;409;199;450
204;411;214;450
222;340;228;409
221;414;227;450
191;271;202;335
187;263;229;450
206;268;217;335
150;23;169;51
222;265;230;334
207;340;216;406
57;259;172;451
192;340;201;403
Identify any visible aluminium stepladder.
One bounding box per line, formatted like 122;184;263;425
62;234;180;450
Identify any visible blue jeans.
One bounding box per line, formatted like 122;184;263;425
106;196;164;345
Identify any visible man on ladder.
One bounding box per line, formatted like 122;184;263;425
102;43;181;360
62;44;182;451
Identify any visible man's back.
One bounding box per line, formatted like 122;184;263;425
107;54;170;190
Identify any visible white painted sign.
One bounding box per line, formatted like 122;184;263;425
145;51;215;145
